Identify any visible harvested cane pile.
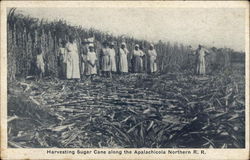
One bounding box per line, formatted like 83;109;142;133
8;64;245;148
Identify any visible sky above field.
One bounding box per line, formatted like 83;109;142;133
16;8;245;51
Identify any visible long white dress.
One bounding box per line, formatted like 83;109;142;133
148;49;157;73
86;51;97;75
196;48;208;75
109;48;117;72
119;48;128;73
65;42;80;79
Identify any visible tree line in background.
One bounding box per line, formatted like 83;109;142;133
7;8;245;81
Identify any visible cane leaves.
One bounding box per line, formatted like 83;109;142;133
8;64;245;148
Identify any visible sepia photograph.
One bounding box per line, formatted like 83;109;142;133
1;1;249;160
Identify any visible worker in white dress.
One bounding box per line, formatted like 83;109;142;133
118;42;129;74
65;36;80;79
148;44;157;73
196;45;209;75
109;42;117;73
86;44;97;80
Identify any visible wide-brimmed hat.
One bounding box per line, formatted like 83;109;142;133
135;44;139;48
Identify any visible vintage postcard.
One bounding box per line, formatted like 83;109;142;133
0;1;249;160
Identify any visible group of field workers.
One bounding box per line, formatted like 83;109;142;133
56;36;157;80
36;36;208;80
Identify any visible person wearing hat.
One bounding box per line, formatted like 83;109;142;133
100;41;111;77
86;43;97;80
132;44;144;73
108;42;117;73
195;44;209;75
148;43;157;74
118;42;129;74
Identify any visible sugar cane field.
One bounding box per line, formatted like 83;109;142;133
7;8;245;148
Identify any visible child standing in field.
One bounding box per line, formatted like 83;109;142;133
86;44;97;80
36;47;45;79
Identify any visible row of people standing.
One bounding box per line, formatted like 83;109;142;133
58;37;158;80
35;37;208;80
